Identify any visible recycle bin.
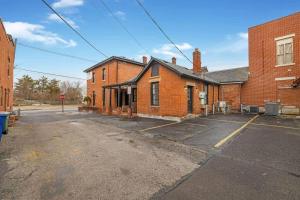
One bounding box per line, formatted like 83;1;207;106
0;112;10;135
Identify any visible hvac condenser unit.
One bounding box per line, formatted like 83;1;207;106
242;105;259;114
249;106;259;114
265;102;280;116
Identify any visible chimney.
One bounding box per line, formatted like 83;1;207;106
193;48;201;74
142;56;148;64
172;57;176;64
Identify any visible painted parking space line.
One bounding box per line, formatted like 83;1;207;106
139;122;180;132
214;115;259;148
197;118;246;124
183;123;207;127
251;123;300;130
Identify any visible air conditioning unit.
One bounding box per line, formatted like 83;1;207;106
265;102;280;116
242;105;259;114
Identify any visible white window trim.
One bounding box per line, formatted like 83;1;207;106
274;33;295;41
275;76;296;81
275;63;295;67
275;35;294;66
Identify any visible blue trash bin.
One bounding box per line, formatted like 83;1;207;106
0;112;10;135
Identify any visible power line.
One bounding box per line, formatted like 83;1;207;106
41;0;108;58
97;0;149;54
135;0;193;64
14;66;86;81
18;43;98;63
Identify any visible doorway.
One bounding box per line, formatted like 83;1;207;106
187;86;193;113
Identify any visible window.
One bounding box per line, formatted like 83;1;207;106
151;64;159;77
276;36;293;66
102;88;106;106
151;82;159;106
102;68;106;80
92;91;96;106
92;72;95;83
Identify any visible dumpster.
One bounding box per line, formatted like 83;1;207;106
0;112;10;135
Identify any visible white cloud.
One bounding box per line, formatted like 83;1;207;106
210;32;248;53
52;0;84;9
3;21;77;47
153;42;193;58
48;13;79;28
238;32;248;39
113;11;126;20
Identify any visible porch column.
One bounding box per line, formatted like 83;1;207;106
117;86;121;114
117;86;121;107
107;88;112;114
128;85;132;118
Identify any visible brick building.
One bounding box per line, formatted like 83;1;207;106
84;56;146;114
0;19;15;112
85;49;220;120
242;12;300;108
84;12;300;120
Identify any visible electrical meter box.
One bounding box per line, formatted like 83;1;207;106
199;92;206;105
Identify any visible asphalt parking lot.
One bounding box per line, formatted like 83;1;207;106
1;110;299;200
156;115;300;200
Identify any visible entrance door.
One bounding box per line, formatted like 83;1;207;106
187;86;193;113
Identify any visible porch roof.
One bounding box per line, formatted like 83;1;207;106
102;78;137;89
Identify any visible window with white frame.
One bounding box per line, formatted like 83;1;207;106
276;36;293;66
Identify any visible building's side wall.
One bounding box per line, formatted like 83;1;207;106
241;13;300;107
86;60;143;111
219;84;242;110
0;22;15;111
137;63;219;118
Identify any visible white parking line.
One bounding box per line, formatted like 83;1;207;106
139;122;180;132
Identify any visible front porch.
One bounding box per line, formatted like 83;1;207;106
103;81;137;117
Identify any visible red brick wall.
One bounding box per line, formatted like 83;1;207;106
241;12;300;107
137;62;218;118
86;60;143;111
219;84;242;110
0;21;15;111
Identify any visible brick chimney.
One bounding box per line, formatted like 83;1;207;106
193;48;201;74
172;57;176;64
142;56;148;64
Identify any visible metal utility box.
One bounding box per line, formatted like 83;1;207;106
265;102;280;116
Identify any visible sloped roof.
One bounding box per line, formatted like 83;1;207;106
134;57;219;84
205;67;249;84
84;56;145;72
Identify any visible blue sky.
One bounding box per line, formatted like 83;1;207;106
1;0;299;83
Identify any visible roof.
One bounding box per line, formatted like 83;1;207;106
83;56;145;72
135;57;219;84
205;67;249;84
249;12;300;30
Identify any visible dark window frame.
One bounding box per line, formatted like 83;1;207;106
92;72;95;83
92;91;96;106
150;82;159;106
102;68;106;80
151;64;159;77
102;88;106;106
